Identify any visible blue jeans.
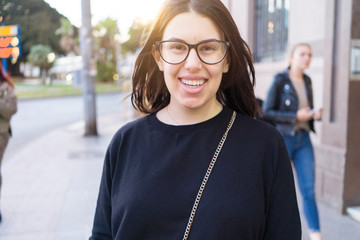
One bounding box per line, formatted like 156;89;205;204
283;131;320;232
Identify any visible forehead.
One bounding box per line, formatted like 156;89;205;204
162;12;222;42
293;45;312;54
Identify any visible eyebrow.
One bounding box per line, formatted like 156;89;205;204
163;37;221;43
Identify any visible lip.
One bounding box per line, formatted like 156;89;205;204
179;75;205;81
178;75;207;94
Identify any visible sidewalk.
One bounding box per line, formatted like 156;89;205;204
0;109;359;240
0;109;137;240
299;192;360;240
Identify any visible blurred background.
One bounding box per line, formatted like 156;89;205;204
0;0;359;239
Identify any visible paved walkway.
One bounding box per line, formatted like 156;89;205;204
0;108;136;240
0;107;359;239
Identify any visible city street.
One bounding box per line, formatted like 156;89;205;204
5;92;129;161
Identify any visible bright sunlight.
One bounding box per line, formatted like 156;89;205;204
45;0;165;33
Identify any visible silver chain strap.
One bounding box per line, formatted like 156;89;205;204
182;111;237;240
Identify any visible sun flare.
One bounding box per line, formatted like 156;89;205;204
129;0;165;24
45;0;165;33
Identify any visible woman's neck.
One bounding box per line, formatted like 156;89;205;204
289;67;304;81
158;100;223;126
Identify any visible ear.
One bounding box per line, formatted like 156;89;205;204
222;56;230;73
152;45;164;72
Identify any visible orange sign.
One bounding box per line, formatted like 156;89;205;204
0;36;14;47
0;25;21;59
0;25;19;36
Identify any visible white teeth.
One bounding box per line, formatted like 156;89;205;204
181;79;205;87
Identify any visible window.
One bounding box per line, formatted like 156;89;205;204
254;0;290;62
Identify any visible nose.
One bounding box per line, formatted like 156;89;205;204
184;48;202;70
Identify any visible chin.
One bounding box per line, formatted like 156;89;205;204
183;103;203;110
181;99;205;110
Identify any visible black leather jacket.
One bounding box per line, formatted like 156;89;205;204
262;69;315;136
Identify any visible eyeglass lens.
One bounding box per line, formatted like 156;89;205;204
158;41;228;64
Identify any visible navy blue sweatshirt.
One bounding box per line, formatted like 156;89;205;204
89;107;301;240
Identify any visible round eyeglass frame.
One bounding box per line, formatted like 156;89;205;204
155;39;230;65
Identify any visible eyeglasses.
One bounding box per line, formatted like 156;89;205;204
155;39;230;65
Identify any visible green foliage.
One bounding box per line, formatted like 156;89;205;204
27;44;54;70
15;81;122;100
0;0;79;76
122;19;149;54
96;60;116;82
94;18;118;39
56;17;74;36
1;0;69;58
94;18;119;82
56;17;79;55
94;17;119;57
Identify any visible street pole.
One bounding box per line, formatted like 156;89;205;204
80;0;98;136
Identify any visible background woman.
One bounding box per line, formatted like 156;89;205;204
90;0;301;239
263;43;323;240
0;62;17;223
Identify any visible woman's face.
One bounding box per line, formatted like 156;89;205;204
153;12;229;111
290;45;312;71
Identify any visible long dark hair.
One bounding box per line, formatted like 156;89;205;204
131;0;260;118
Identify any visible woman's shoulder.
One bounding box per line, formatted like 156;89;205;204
113;114;149;136
234;113;284;144
105;115;149;153
233;114;288;167
273;69;289;83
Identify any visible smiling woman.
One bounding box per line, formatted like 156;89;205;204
89;1;301;240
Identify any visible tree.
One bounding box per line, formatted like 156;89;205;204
93;17;119;82
121;18;149;54
0;0;18;24
1;0;70;76
56;17;80;56
27;44;55;84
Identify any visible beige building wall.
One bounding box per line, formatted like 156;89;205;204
222;0;360;213
222;0;326;140
234;0;324;104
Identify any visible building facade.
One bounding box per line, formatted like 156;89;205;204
222;0;360;214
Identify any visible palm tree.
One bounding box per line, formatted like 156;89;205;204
55;18;80;56
27;44;55;84
93;18;119;82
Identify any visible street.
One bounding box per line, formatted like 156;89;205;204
4;92;129;161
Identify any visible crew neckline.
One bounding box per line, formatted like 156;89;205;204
147;106;233;133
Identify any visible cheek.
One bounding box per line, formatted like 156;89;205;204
163;65;177;77
209;66;225;82
162;65;179;85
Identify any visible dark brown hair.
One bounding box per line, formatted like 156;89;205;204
131;0;260;118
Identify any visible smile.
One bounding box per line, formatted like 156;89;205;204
180;79;206;88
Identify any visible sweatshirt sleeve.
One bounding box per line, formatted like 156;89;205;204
263;136;302;240
89;139;117;240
